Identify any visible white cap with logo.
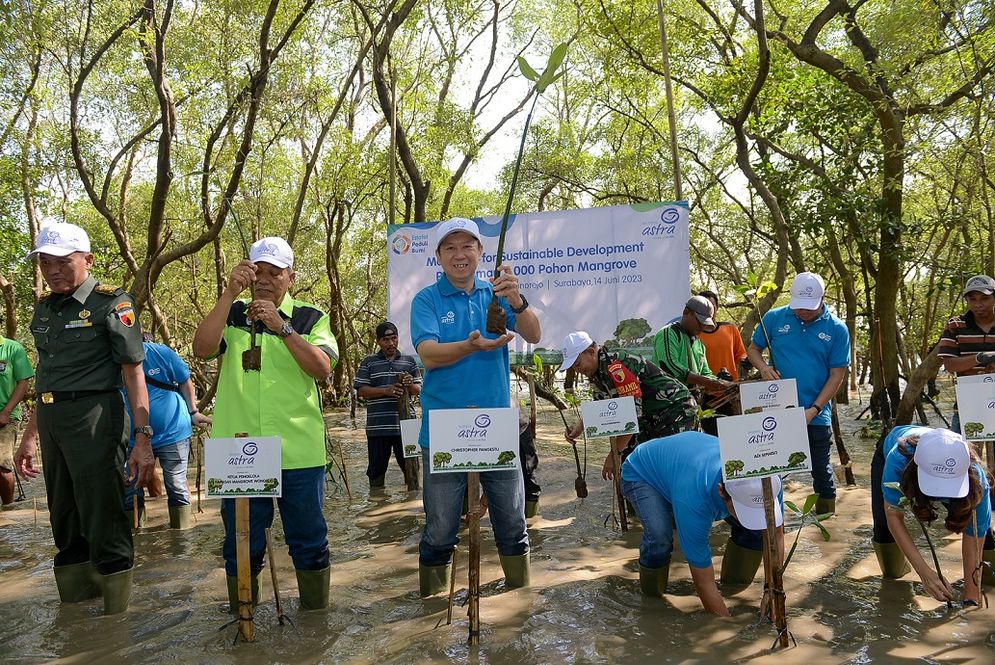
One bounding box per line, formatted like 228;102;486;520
962;275;995;296
913;428;971;498
27;222;91;258
249;236;294;269
435;217;483;250
725;474;783;530
560;330;594;370
788;272;825;310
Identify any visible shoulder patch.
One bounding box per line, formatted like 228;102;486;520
94;284;123;295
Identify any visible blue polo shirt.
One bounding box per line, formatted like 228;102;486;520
621;432;731;569
410;274;517;448
882;425;991;537
122;342;192;450
752;305;850;426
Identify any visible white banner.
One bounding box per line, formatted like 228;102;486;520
580;396;639;439
400;418;421;458
954;380;995;441
205;437;282;497
717;409;811;480
740;379;799;413
428;408;520;473
387;202;690;360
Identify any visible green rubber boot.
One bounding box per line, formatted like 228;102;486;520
168;504;192;530
981;548;994;586
419;563;451;597
719;538;763;585
639;564;669;597
524;500;539;518
815;496;836;517
873;540;911;579
101;568;133;615
499;553;530;589
295;566;331;610
53;561;103;603
226;575;260;614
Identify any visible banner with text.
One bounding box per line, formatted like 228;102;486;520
205;437;283;497
387;202;690;359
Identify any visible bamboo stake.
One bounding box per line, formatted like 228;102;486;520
133;494;140;530
467;473;481;645
234;432;254;642
446;546;458;625
195;430;204;513
612;441;628;532
761;477;789;650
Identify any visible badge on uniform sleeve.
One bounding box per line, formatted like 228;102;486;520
115;301;136;327
607;360;643;398
78;309;90;319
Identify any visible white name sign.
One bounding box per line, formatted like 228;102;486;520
205;436;282;497
954;380;995;441
580;396;639;439
717;409;810;480
739;379;798;413
428;408;519;473
400;418;422;458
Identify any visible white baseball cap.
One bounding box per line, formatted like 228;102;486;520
249;236;294;269
913;428;971;498
27;223;91;258
788;272;825;310
560;330;594;370
435;217;483;250
962;275;995;296
686;295;715;327
725;475;783;531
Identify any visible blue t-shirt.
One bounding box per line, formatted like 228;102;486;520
751;305;850;426
621;432;731;569
122;342;193;450
410;274;517;448
882;425;992;537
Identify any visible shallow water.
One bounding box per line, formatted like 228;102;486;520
1;401;994;664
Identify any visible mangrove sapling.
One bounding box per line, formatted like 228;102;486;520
883;481;953;609
485;44;567;334
229;205;261;371
781;493;832;572
734;275;779;371
532;353;588;497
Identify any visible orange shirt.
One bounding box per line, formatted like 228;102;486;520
698;322;748;380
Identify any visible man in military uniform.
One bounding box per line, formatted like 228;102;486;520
560;331;698;480
14;222;154;615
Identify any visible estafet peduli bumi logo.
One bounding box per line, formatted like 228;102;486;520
391;234;411;255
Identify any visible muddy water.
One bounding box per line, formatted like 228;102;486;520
2;403;994;664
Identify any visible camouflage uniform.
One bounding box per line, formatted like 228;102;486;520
589;348;698;451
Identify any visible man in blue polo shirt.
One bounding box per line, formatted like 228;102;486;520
747;271;850;516
621;431;784;616
410;217;541;597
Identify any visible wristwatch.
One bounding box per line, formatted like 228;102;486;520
278;321;295;339
134;425;154;439
510;295;529;314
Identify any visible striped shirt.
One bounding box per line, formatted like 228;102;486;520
353;351;422;435
938;311;995;376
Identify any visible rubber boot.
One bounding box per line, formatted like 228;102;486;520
168;504;192;530
719;538;763;585
815;496;836;517
873;540;911;579
419;563;451;597
981;548;994;586
226;574;260;614
295;566;331;610
53;561;103;602
101;568;133;615
499;553;530;589
524;500;538;519
639;564;669;597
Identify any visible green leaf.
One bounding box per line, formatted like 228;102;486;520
784;500;801;514
517;57;539;81
532;353;543;374
815;521;832;541
546;42;568;74
733;284;751;295
802;493;818;515
883;482;901;491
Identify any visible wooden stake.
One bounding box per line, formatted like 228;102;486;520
467;472;481;645
133;494;140;530
446;546;458;626
195;430;204;513
265;527;290;626
400;384;419;491
234;432;254;642
761;477;788;649
612;441;628;532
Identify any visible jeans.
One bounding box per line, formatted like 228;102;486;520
418;448;528;566
621;479;763;569
124;438;191;509
222;466;328;576
807;424;835;499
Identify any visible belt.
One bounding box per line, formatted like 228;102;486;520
38;389;118;404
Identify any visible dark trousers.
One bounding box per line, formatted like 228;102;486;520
38;393;133;575
366;434;406;480
519;426;540;502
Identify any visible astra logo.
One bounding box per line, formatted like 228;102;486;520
800;286;814;296
660;207;680;225
778;324;790;334
768;384;779;393
441;311;455;325
41;229;61;244
984;376;994;383
945;457;956;467
608;400;619;410
475;414;491;428
818;332;832;341
242;441;258;456
762;417;777;432
258;242;279;256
